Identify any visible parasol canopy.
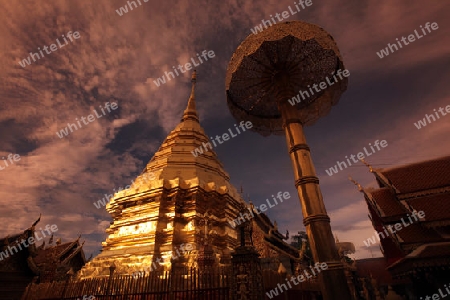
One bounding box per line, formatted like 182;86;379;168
226;21;348;136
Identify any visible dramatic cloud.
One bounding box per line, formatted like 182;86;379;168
0;0;448;258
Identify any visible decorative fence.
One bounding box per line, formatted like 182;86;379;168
21;267;231;300
21;267;321;300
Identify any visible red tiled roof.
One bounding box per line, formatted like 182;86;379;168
378;156;450;194
394;223;442;244
412;242;450;258
387;242;450;274
406;192;450;222
370;188;406;217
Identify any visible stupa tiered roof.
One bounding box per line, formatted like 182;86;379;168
109;71;242;209
78;71;300;279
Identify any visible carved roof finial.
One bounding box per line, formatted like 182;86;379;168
349;176;363;191
32;214;41;227
360;158;373;172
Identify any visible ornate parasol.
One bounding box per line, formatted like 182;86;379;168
226;21;351;299
226;21;347;136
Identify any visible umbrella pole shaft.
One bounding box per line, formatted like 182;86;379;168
280;104;353;299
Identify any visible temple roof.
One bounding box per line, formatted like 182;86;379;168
393;223;442;245
356;155;450;275
406;193;450;225
360;155;450;222
33;239;85;265
373;155;450;195
367;187;406;218
387;242;450;276
110;71;244;206
0;218;86;283
250;206;300;259
363;188;450;226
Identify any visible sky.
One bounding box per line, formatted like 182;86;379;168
0;0;449;260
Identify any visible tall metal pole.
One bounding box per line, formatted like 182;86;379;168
225;20;353;298
279;99;352;299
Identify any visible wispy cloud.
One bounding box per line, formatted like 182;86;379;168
0;0;448;258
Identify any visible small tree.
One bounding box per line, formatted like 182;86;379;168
290;231;313;265
290;231;306;249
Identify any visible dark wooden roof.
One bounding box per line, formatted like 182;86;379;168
250;207;300;259
375;155;450;194
370;188;406;217
360;155;450;277
0;226;86;282
387;242;450;276
406;193;450;224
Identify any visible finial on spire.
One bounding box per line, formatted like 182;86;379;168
182;70;199;122
191;69;196;83
348;176;363;191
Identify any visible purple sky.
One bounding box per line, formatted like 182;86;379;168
0;0;449;260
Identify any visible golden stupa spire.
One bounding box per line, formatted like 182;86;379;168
182;70;199;122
